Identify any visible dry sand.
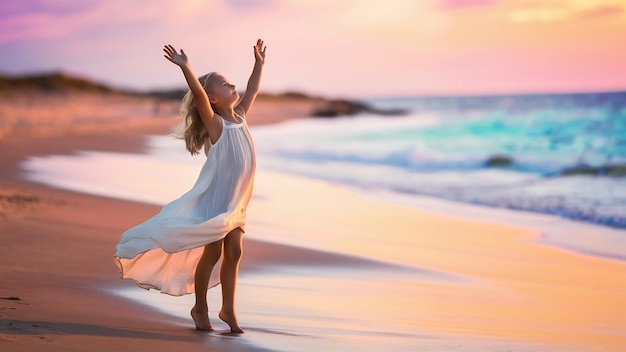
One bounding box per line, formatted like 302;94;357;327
1;93;626;351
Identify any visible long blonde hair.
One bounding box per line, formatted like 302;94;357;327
172;72;215;155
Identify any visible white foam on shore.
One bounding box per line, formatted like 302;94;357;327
361;189;626;262
21;135;626;262
250;113;626;229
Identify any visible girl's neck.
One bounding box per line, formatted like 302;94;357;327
213;106;238;122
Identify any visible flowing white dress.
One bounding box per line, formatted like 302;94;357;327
114;114;256;296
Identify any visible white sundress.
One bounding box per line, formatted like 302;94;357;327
114;114;256;296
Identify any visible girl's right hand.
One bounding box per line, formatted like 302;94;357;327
163;45;188;67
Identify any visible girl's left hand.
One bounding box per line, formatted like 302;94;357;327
254;39;266;64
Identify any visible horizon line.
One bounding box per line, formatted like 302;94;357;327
2;70;626;100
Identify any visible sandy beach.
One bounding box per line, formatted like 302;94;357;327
1;92;626;351
0;93;313;351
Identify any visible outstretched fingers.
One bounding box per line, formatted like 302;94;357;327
256;39;265;52
164;45;175;55
163;44;188;65
163;44;175;62
253;39;266;62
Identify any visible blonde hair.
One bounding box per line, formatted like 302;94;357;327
172;72;216;155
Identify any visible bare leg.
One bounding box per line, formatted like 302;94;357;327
219;227;244;333
192;240;223;331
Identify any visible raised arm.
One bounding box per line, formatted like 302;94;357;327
235;39;266;116
163;45;219;140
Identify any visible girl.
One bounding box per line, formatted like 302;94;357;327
114;39;266;333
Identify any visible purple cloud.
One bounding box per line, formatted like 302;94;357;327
0;0;102;44
0;0;97;19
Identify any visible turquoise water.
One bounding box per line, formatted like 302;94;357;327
251;91;626;228
368;93;626;175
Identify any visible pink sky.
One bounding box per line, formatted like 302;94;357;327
1;0;625;97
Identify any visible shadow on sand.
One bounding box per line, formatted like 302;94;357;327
0;319;194;341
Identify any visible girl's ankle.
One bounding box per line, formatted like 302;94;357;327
192;305;208;312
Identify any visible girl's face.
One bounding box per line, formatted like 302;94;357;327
208;74;239;106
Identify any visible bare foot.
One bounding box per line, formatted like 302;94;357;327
191;307;213;331
219;310;244;333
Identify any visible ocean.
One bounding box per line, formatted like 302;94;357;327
253;91;626;229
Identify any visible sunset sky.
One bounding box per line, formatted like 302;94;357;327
1;0;625;97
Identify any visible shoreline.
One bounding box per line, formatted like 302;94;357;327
21;129;626;265
360;188;626;264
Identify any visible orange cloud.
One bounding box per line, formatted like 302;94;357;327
508;0;626;23
577;4;623;19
